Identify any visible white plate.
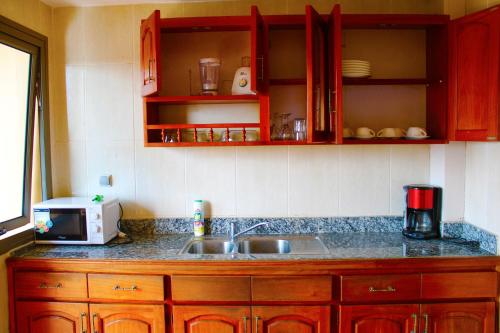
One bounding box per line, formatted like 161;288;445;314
405;136;430;140
378;135;404;139
343;60;370;64
342;64;371;68
343;73;371;78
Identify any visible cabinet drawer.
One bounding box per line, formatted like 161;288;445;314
422;272;497;299
252;276;332;301
341;274;420;303
171;276;251;302
88;274;164;301
15;272;87;299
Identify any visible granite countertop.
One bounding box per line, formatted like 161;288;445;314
11;232;496;261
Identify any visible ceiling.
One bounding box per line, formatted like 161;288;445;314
41;0;227;7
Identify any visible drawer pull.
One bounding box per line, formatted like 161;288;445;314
255;316;260;333
113;285;138;291
92;313;98;333
38;282;62;289
368;286;396;293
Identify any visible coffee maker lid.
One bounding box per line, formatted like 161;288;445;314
404;184;441;190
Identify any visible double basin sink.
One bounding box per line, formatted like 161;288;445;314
179;235;329;255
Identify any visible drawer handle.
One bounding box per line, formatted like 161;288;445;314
113;285;138;291
38;282;62;289
368;286;396;293
255;316;260;333
243;316;247;333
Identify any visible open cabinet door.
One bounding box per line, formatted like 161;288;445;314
251;6;265;94
328;4;342;144
141;10;161;96
306;5;329;143
449;6;500;141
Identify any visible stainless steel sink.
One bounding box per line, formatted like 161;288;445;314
238;238;291;254
179;235;329;255
182;238;234;254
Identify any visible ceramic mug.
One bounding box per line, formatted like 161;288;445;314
407;127;427;138
343;128;354;138
377;127;406;138
355;127;376;138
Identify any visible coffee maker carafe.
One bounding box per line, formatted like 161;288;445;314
403;185;442;239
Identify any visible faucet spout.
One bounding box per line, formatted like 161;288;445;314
229;221;269;243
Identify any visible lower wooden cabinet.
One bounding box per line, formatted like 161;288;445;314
172;305;250;333
16;301;88;333
340;302;495;333
421;302;495;333
172;305;329;333
339;304;418;333
253;306;330;333
90;303;165;333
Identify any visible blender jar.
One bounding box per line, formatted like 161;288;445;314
199;58;221;95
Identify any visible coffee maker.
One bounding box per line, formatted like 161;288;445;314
403;185;442;239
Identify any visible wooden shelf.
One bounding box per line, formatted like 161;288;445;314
270;78;307;86
343;138;448;144
146;141;264;147
145;95;260;105
343;78;429;85
147;123;261;130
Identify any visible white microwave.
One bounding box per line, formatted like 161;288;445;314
33;197;120;245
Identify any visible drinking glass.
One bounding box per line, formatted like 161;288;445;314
278;113;293;140
294;118;306;141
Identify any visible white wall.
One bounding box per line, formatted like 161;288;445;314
50;2;440;219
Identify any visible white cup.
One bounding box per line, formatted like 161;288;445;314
406;127;427;138
343;128;354;138
355;127;376;138
377;127;406;138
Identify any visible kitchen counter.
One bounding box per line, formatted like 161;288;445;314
11;232;495;261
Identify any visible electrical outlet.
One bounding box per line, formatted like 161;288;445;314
99;175;112;187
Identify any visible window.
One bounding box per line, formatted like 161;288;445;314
0;15;51;250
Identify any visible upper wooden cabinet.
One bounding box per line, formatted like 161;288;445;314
140;10;161;96
449;5;500;141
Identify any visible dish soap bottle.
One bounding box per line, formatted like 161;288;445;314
232;56;251;95
193;200;205;237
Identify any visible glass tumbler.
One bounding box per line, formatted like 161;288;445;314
294;118;307;141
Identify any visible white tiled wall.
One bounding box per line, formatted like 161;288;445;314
50;2;438;219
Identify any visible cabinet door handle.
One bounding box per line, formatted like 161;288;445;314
257;56;264;80
255;316;260;333
113;285;138;291
38;282;62;289
423;313;429;333
91;313;98;333
148;59;155;82
242;316;247;333
410;313;417;333
368;286;396;292
80;312;87;333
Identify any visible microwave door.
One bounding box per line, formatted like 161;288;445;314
34;208;88;241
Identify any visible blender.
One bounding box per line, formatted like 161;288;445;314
199;58;220;95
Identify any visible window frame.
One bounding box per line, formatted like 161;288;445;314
0;15;51;252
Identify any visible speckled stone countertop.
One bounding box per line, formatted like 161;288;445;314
11;232;495;261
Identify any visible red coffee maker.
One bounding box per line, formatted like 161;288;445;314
403;185;442;239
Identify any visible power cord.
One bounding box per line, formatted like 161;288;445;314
107;203;133;247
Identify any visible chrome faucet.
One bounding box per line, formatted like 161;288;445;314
229;221;269;243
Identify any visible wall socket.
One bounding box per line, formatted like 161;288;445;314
99;175;112;187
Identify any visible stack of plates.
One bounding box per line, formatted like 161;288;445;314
342;60;371;78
